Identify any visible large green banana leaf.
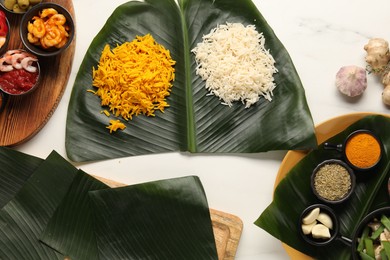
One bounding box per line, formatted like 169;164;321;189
65;0;316;162
0;151;77;259
0;148;218;259
255;115;390;259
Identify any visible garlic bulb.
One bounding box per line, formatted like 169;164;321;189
335;66;367;97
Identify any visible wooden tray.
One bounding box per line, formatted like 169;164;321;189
96;175;243;260
0;0;75;146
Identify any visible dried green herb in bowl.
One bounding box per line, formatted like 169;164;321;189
311;159;356;204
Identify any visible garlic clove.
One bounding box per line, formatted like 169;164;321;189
317;212;333;230
311;224;331;239
302;220;317;235
335;65;367;97
302;207;320;225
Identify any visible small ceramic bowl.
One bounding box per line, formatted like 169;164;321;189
298;204;339;246
324;129;383;172
344;130;383;171
351;207;390;259
0;0;42;14
19;3;75;57
0;49;40;96
311;159;356;204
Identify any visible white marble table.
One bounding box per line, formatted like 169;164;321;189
15;0;390;259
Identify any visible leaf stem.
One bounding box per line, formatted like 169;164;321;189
178;0;197;152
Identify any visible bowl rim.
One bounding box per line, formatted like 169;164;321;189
311;159;356;204
19;2;75;57
343;129;383;171
0;49;41;96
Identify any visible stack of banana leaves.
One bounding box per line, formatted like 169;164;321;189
0;147;217;259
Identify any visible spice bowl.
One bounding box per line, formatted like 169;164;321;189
0;49;40;96
343;130;383;171
299;204;340;246
311;159;355;204
324;129;383;172
19;2;75;57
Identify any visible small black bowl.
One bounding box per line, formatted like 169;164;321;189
311;159;356;204
0;49;41;96
344;130;383;171
351;207;390;259
324;129;383;172
299;204;339;246
19;3;75;57
0;0;42;14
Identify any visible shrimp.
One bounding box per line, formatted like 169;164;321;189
11;53;27;70
3;50;21;65
27;18;46;38
40;24;63;48
40;8;57;18
0;57;13;72
21;56;38;73
27;32;39;45
54;36;68;49
47;14;66;26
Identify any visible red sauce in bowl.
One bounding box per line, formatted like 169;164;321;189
0;69;39;95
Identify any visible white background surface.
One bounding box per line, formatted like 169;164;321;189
14;0;390;259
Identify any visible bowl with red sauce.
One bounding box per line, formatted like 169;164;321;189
0;49;40;95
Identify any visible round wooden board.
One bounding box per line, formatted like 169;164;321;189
274;112;390;259
0;0;75;146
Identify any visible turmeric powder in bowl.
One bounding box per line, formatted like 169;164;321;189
344;130;382;170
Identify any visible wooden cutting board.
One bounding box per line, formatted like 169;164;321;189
95;175;243;260
0;0;75;146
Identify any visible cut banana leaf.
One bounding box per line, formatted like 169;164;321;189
0;148;218;259
39;170;109;260
66;0;316;162
0;151;78;260
0;146;43;208
255;115;390;259
89;176;218;259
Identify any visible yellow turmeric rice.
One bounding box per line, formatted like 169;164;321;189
90;34;176;131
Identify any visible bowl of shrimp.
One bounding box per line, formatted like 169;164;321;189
19;3;74;57
0;49;40;95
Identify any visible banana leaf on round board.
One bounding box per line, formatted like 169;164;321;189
255;115;390;259
0;148;218;259
65;0;316;162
